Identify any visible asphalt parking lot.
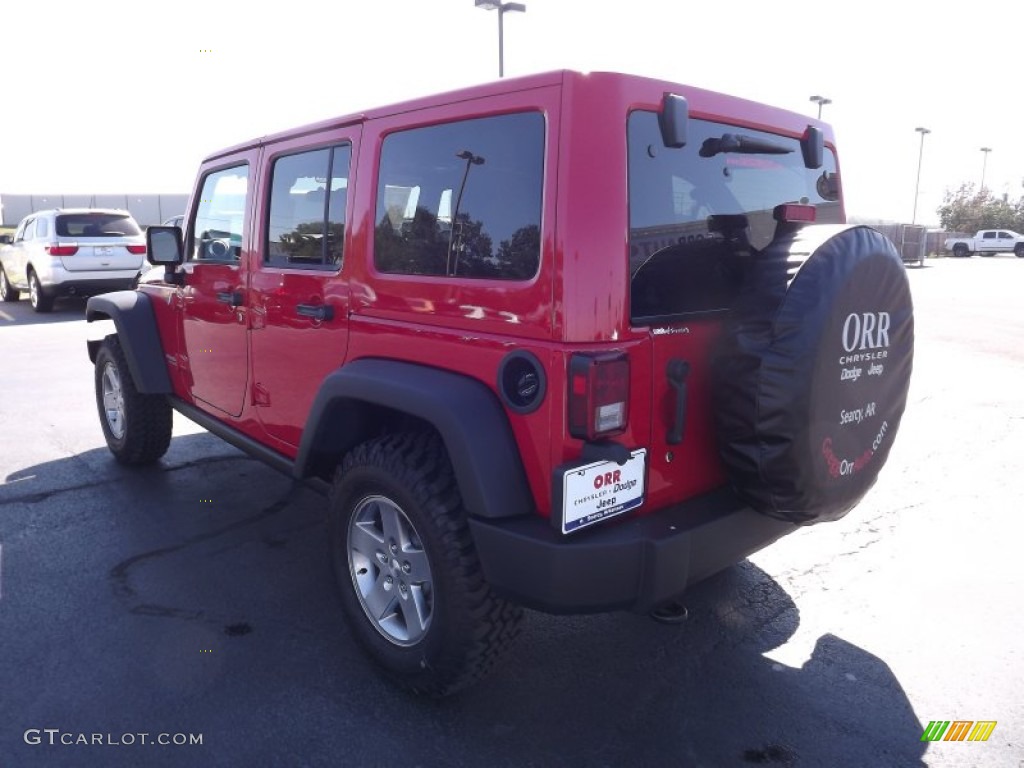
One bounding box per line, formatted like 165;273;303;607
1;255;1022;768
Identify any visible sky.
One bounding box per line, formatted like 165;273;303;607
1;0;1021;226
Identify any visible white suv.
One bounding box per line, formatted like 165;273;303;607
0;208;146;312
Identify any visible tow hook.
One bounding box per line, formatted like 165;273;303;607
650;600;689;624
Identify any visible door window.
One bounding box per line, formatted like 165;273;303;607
19;219;35;241
191;165;249;262
265;145;351;270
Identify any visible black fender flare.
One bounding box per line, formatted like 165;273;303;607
85;291;173;394
296;359;533;520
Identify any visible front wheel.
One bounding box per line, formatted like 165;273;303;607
1015;244;1024;258
0;265;19;302
327;433;522;696
94;335;172;464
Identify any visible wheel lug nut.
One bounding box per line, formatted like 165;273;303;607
376;552;388;565
402;562;411;574
384;576;393;588
390;542;399;555
399;583;408;597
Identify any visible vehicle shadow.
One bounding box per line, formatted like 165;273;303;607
0;295;89;325
0;439;928;768
428;561;929;768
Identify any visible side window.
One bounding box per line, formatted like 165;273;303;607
983;231;996;240
374;112;544;280
998;231;1011;239
191;165;248;262
22;219;36;241
265;144;350;270
36;218;49;239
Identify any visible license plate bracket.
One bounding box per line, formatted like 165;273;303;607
553;449;647;534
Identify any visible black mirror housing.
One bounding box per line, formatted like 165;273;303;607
659;93;688;148
801;125;824;169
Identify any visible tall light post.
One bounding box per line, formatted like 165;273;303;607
912;127;930;225
475;1;526;78
809;95;832;119
980;147;992;191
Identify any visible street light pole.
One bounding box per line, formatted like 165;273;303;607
912;127;931;225
475;1;527;78
980;147;992;191
809;95;832;119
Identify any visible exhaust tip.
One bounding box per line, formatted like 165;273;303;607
650;600;689;624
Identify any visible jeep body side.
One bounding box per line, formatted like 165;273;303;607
87;70;913;694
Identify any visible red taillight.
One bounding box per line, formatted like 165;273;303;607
126;245;147;255
568;352;630;441
46;245;78;256
773;203;817;223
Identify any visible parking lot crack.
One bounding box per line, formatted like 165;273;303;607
109;485;298;606
0;478;117;506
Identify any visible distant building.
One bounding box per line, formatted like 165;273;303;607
0;193;189;228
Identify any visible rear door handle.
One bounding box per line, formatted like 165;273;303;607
216;291;244;307
296;304;334;322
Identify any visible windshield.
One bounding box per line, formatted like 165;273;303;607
628;112;841;322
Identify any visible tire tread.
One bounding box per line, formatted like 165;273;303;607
95;335;172;465
329;432;522;696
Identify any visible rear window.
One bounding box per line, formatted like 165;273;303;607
374;111;544;280
56;213;141;238
628;112;841;322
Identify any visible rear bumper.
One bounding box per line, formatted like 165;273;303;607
46;277;138;297
31;261;140;295
469;487;796;614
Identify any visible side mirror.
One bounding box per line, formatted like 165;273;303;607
146;226;184;266
0;234;13;245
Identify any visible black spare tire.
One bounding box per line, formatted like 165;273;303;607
714;225;914;525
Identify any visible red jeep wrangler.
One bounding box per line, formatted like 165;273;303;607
86;71;913;695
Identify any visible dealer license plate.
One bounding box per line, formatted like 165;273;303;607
560;449;646;534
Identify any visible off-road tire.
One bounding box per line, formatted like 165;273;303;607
93;335;172;465
1015;243;1024;258
327;432;523;696
0;265;19;302
28;269;54;312
952;243;969;258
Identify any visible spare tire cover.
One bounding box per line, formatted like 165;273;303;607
714;225;914;524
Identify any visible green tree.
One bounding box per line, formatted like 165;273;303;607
938;183;1023;233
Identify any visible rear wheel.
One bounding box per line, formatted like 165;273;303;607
28;269;53;312
93;335;172;464
0;265;19;302
328;432;522;696
952;243;969;258
1015;243;1024;258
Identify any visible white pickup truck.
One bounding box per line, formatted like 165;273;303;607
944;229;1024;258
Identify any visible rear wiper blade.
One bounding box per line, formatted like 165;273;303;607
699;133;793;158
